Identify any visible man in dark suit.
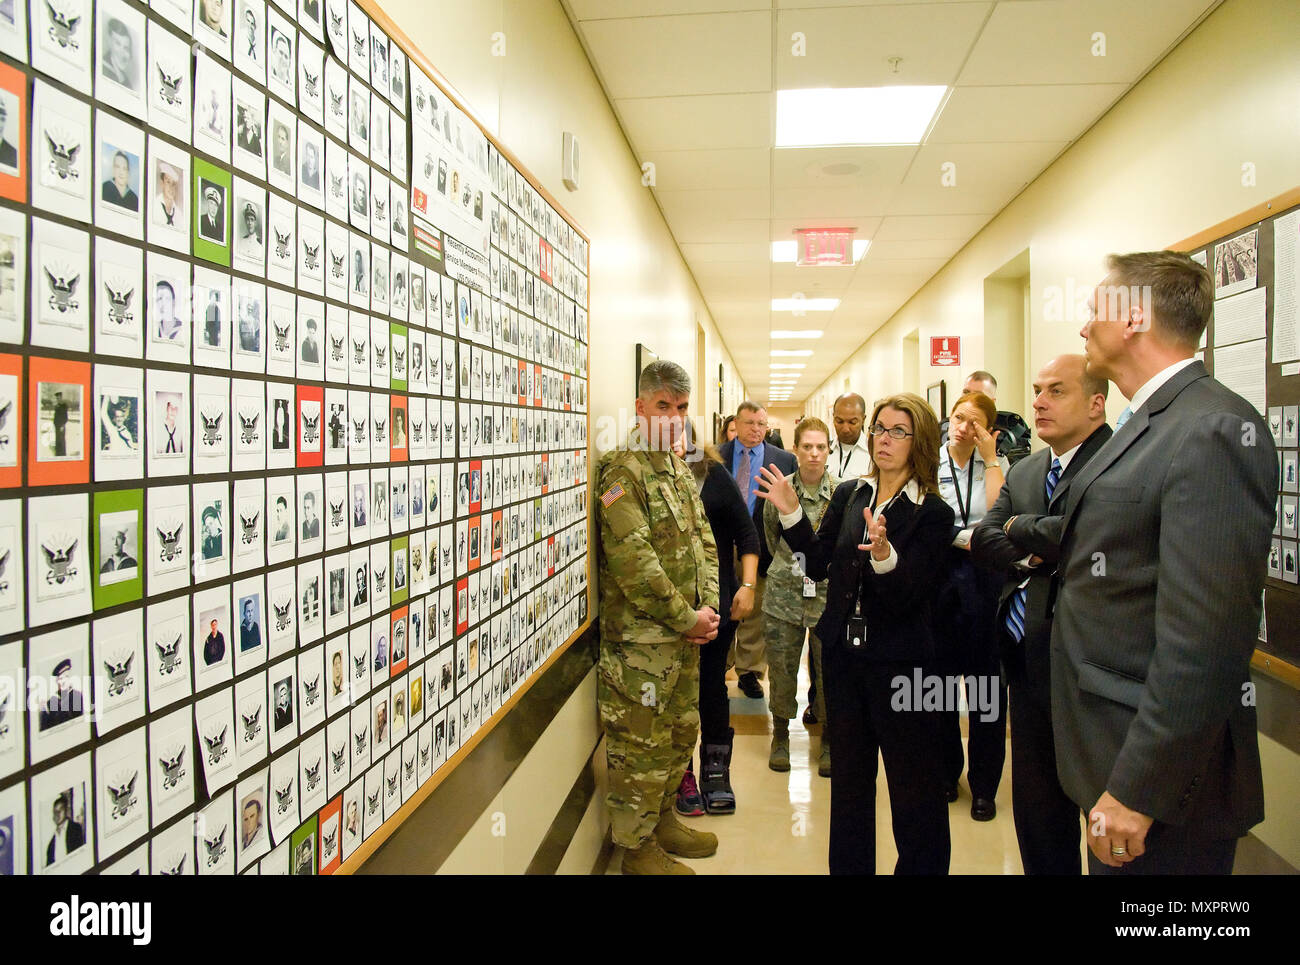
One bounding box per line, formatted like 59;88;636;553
1028;252;1273;874
718;401;796;699
46;793;85;867
972;354;1111;874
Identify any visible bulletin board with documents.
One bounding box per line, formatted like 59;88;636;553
1177;189;1300;677
0;0;592;877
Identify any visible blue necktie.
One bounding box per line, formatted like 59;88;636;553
1116;406;1133;429
1006;457;1061;643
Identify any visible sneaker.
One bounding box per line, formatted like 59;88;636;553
621;837;693;875
738;672;764;699
675;767;705;817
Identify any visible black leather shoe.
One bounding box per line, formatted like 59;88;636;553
802;706;818;725
945;784;960;803
971;798;996;821
737;672;763;699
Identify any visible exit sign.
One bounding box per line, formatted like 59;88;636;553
795;228;855;266
930;337;961;366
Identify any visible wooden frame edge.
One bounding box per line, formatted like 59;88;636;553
1169;185;1300;252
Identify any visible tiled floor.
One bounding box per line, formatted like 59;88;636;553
604;656;1297;875
609;657;1033;875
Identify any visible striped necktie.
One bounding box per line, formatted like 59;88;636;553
1006;458;1061;643
738;446;753;509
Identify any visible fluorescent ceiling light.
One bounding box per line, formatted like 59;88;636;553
771;298;839;312
770;363;806;369
770;349;813;357
775;86;947;147
770;330;823;339
770;240;871;263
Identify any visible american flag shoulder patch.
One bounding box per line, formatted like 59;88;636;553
601;483;625;508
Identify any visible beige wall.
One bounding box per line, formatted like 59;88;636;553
804;0;1300;866
376;0;745;441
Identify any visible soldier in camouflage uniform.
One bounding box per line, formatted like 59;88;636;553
763;417;837;777
597;360;722;875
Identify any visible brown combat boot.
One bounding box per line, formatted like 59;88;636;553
621;835;693;875
655;807;718;858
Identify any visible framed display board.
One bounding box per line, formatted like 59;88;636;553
1172;186;1300;688
0;0;591;876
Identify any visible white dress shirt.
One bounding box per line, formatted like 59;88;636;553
1126;357;1199;415
778;477;918;574
831;432;873;479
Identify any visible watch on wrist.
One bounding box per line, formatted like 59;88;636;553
740;582;755;588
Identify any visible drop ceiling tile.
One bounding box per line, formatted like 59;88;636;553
774;2;992;88
771;145;917;190
615;93;773;151
656;188;771;222
956;0;1217;86
580;11;772;99
640;148;771;191
887;139;1068;215
928;83;1129;142
665;216;771;244
680;242;772;263
571;0;768;18
872;213;994;241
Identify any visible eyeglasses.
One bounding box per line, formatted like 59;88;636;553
869;423;913;440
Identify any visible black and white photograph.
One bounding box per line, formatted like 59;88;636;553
236;771;270;869
27;625;89;769
233;181;266;272
194;585;232;688
145;255;189;367
96;0;145;116
194;483;228;578
98;510;138;586
234;0;265;80
36;379;84;464
193;268;233;368
348;230;369;308
348;84;369;155
194;0;233;61
298;122;324;207
267;99;295;194
234;284;266;374
233;79;266;177
199;178;228;245
266;6;296;103
0;0;27;64
32;754;94;875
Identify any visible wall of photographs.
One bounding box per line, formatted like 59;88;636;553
0;0;591;876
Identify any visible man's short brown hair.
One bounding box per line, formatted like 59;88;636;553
1105;250;1212;348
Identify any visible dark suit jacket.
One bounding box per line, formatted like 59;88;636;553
718;439;797;576
972;424;1111;704
47;820;85;865
697;460;759;628
781;478;955;663
1041;362;1273;833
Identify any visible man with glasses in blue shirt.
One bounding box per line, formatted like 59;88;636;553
719;402;796;700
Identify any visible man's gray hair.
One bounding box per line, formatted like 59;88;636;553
637;359;691;400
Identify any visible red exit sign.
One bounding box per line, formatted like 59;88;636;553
795;228;855;266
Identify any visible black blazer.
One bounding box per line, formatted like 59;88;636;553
781;477;955;663
718;439;797;576
697;460;760;628
971;424;1111;703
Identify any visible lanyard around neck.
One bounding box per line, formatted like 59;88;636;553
947;446;974;528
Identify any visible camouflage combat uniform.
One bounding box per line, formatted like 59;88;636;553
596;426;719;849
762;469;838;723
